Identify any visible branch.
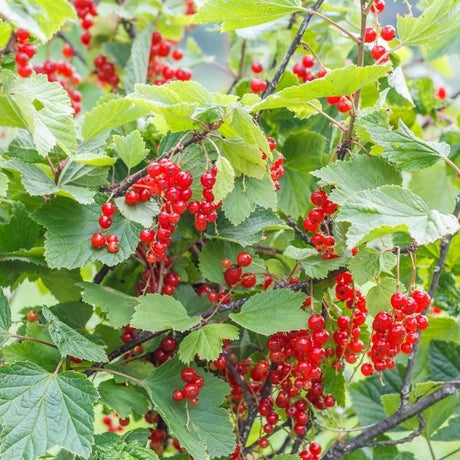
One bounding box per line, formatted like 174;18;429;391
227;39;246;94
0;32;16;57
105;122;222;198
262;0;326;99
322;380;460;459
93;264;112;284
286;217;312;244
366;415;424;448
400;195;460;406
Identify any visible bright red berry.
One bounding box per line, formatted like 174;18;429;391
27;310;39;322
91;232;106;249
181;367;197;383
381;25;396;41
101;202;116;216
364;26;377;43
236;251;252;267
251;62;263;73
172;389;185;402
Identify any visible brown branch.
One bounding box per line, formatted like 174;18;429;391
400;195;460;406
322;380;460;459
93;264;112;284
227;39;247;94
262;0;326;99
287;217;312;245
0;32;16;57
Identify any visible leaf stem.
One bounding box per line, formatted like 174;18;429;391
83;367;143;385
444;156;460;176
10;333;58;349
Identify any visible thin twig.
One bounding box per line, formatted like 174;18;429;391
10;334;58;349
84;366;143;384
366;415;425;448
286;217;312;244
227;39;247;94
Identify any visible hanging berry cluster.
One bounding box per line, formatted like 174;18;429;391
172;368;205;405
292;54;328;82
102;413;130;433
147;31;192;85
90;202;119;253
187;167;220;231
144;410;184;455
94;55;120;88
14;29;36;78
197;283;231;305
73;0;98;46
249;61;268;94
222;252;257;288
302;189;339;259
135;255;181;296
361;290;430;375
34;59;83;114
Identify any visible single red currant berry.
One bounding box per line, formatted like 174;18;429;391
310;189;327;207
308;314;325;331
27;310;39;322
172;389;185;402
250;78;268;94
326;96;340;104
251;62;263;74
101;202;116;216
391;292;407;309
236;251;252;267
140;228;155;243
107;234;118;243
370;0;385;13
258;438;269;449
241;273;257;288
107;240;119;253
224;265;242;286
337;97;351;113
371;45;387;61
17;64;33;78
172;49;183;60
62;44;74;58
381;25;396;41
16;29;30;42
436;87;447;100
267;137;277;151
91;232;106;249
411;290;431;310
125;190;140;205
183;383;199;399
99;215;112;229
102;415;112;426
361;363;374;376
181;367;197;383
416;315;429;330
364;26;377;43
309;443;322;455
302;55;315;68
221;258;232;269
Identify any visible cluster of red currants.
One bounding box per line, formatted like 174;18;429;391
302;189;339;259
325;94;353;113
94;55;120;87
134;159;193;263
14;29;36;78
292;54;328;83
299;443;322;460
90;202;119;253
249;61;268;94
222;252;257;288
144;410;183;454
196;283;231;305
102;413;129;433
172;367;205;405
361;290;430;376
152;335;177;366
34;59;83;114
73;0;98;46
147;31;192;85
330;272;367;370
136;259;181;296
187;167;220;231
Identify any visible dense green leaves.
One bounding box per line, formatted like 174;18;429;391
178;324;240;363
0;290;11;346
90;432;158;460
428;340;460;381
195;0;302;31
143;359;235;460
230;289;308;335
336;185;459;248
113;130;148;170
0;362;98;459
349;248;396;286
131;294;200;333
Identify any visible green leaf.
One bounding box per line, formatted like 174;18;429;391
323;366;346;407
90;432;159;460
230;289;308;335
98;380;149;418
312;155;402;205
253;65;391;111
359;117;450;171
0;362;98;459
0;201;40;252
33;196;142;269
124;24;154;93
397;0;460;47
131;294;200;333
51;301;93;333
222;174;277;225
82;98;151;140
0;171;8;197
432;416;460;441
79;282;138;329
114;196;160;228
428;340;460;381
1;74;77;156
0;290;11;347
143;358;235;459
0;0;76;42
419;317;460;345
336;185;459;249
113;130;148;170
366;278;397;317
213;155;235;202
178;324;240;363
42;307;108;362
350;248;397;286
215;137;266;179
195;0;301;31
5;158;96;204
278;130;326;218
299;254;347;279
349;367;404;425
216;208;285;246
